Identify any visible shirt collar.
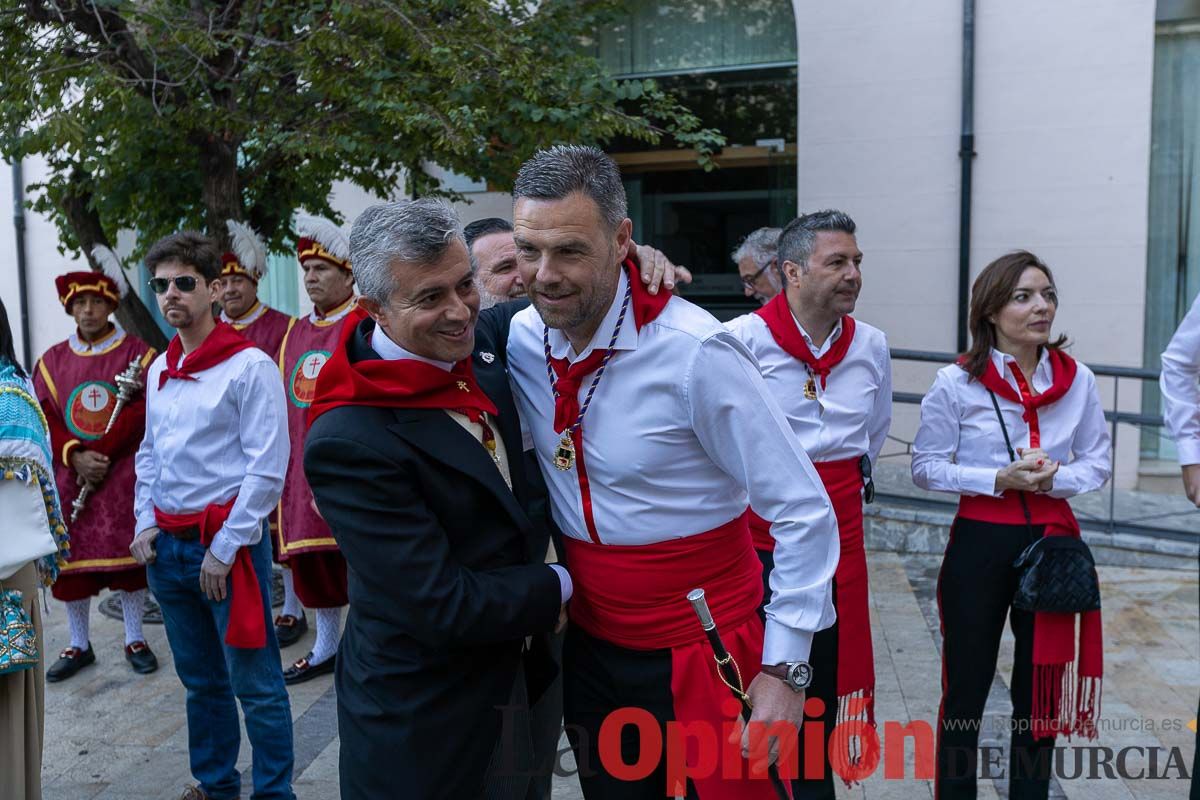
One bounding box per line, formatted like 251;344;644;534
68;321;124;355
990;347;1052;384
221;300;267;328
311;295;357;325
791;312;843;357
369;324;455;371
547;268;639;363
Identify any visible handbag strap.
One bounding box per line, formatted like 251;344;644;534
987;389;1036;538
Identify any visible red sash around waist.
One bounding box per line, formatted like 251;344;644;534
561;514;779;799
954;491;1102;740
749;458;862;553
154;498;267;649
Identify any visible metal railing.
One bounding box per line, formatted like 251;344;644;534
880;349;1197;542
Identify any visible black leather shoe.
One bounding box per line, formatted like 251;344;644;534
46;644;96;682
283;653;335;685
125;641;159;674
274;612;307;648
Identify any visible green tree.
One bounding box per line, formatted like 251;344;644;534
0;0;722;346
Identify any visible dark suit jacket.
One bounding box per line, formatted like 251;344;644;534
304;307;561;800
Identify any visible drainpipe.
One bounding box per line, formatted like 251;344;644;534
956;0;976;353
11;158;32;369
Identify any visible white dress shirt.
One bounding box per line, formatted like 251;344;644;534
369;325;571;603
726;311;892;464
1161;293;1200;466
507;268;839;664
911;348;1111;499
134;344;289;565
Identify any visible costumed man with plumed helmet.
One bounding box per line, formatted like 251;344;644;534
219;219;297;359
274;215;355;682
32;249;159;681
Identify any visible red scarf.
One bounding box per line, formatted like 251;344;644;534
754;292;856;389
154;499;266;649
969;348;1077;449
159;322;256;390
549;258;670;433
308;309;498;429
958;349;1101;740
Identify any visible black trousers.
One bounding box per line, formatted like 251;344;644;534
936;517;1054;800
562;626;699;800
757;548;839;799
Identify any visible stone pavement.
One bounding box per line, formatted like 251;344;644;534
36;554;1197;799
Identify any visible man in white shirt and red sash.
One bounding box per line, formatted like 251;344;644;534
506;145;840;799
273;216;355;681
33;258;160;681
218;220;295;359
727;210;891;797
129;231;293;800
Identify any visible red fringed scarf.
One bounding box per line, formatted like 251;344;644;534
960;349;1102;740
307;309;498;429
159;322;256;390
754;292;856;389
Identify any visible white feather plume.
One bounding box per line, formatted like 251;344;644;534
90;245;129;297
225;219;269;279
295;214;350;262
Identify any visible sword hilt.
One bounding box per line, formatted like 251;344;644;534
687;588;715;631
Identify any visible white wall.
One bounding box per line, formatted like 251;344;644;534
793;0;1157;487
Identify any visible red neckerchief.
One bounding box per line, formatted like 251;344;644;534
548;257;670;433
159;322;256;390
754;292;856;389
967;348;1078;449
307;309;498;430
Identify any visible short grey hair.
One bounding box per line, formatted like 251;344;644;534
350;199;462;303
778;210;856;271
512;145;628;230
732;227;781;270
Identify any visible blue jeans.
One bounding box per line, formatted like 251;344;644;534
148;532;295;800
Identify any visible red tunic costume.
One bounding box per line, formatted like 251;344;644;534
33;324;155;601
275;295;356;607
221;301;295;360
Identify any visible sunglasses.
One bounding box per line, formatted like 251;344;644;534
148;276;201;294
741;259;776;290
859;454;876;504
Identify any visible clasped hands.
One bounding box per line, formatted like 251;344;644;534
995;447;1058;493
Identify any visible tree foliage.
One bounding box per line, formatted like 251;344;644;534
0;0;723;345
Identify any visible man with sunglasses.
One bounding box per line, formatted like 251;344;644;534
130;231;294;800
33;259;159;682
734;227;784;305
726;210;891;798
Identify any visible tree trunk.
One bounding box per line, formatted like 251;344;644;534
61;184;169;351
197;132;243;249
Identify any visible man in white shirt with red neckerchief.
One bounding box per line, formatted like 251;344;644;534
274;215;356;682
726;210;891;797
130;231;293;800
505;145;839;800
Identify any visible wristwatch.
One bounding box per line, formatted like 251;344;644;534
760;661;812;693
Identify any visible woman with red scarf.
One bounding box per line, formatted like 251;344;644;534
912;251;1110;799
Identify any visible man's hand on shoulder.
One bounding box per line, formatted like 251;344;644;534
630;241;692;295
200;548;234;601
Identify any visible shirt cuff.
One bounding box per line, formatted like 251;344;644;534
208;532;239;566
959;466;1002;497
135;510;157;536
1177;439;1200;467
549;564;572;604
61;439;82;469
762;619;813;665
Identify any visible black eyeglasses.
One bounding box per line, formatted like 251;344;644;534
148;276;200;294
740;259;776;290
859;454;875;504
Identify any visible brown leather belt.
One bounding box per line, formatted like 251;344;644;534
161;525;201;541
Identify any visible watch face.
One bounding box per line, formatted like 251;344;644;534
788;662;813;690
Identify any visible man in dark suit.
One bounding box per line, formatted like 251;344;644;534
304;199;570;800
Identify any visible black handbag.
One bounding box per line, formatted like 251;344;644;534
987;391;1101;614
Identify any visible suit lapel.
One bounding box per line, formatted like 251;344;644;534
386;408;532;536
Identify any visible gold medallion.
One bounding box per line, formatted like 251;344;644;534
553;432;576;471
804;377;818;401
